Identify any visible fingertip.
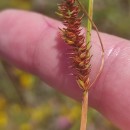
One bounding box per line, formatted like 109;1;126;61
0;9;61;73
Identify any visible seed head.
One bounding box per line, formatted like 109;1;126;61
57;0;91;91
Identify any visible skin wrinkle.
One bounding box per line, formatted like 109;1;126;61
30;17;49;74
13;22;38;71
0;10;50;74
33;26;57;78
33;28;60;84
44;17;61;30
22;15;52;72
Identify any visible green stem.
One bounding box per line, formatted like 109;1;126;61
86;0;93;49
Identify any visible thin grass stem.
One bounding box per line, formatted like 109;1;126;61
80;91;88;130
86;0;93;49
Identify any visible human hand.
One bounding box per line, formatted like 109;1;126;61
0;10;130;130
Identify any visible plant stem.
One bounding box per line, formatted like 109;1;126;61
80;91;88;130
80;1;93;130
86;0;93;50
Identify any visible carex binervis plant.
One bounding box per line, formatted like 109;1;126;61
57;0;104;129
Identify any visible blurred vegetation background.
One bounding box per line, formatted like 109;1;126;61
0;0;130;130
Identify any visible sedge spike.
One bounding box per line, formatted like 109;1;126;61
57;0;90;130
57;0;91;91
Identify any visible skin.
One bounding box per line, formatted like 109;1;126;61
0;9;130;130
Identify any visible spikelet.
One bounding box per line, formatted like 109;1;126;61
57;0;91;91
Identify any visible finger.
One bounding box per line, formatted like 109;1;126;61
0;9;130;129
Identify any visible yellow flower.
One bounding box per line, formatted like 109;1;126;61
0;111;8;127
31;105;52;122
13;68;35;89
67;105;81;122
19;74;35;89
20;123;32;130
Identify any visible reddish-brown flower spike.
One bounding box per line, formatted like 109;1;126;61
57;0;91;91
